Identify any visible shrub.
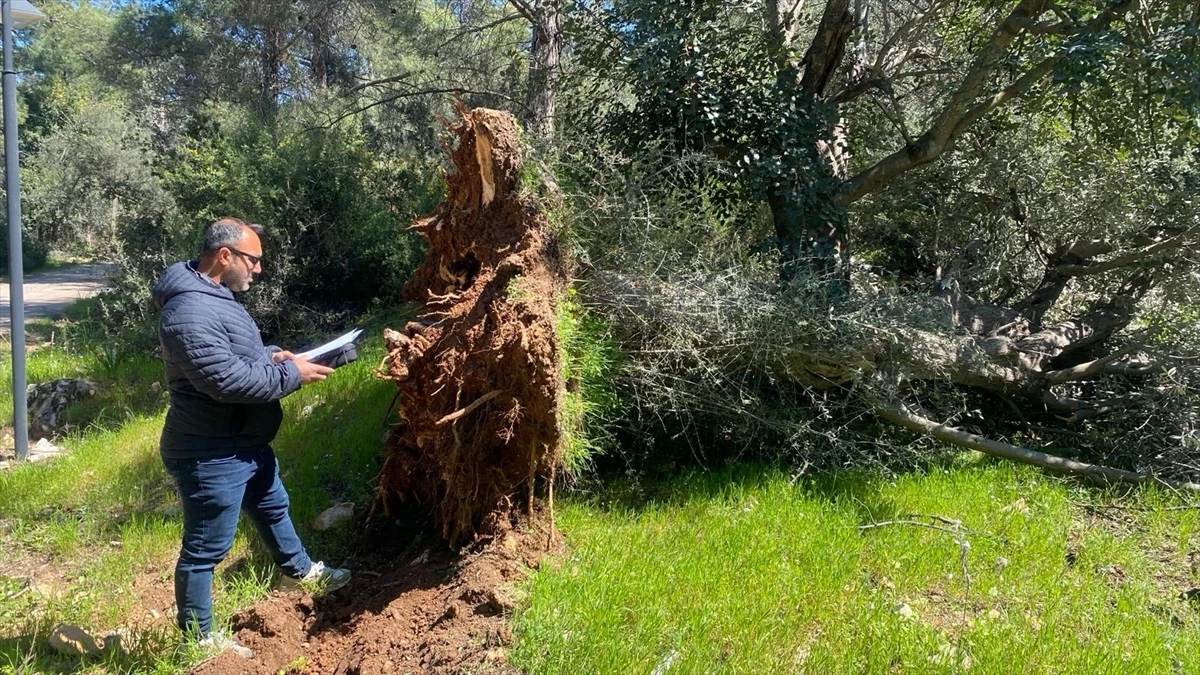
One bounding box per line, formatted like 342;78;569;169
156;110;436;339
0;236;49;275
83;107;442;350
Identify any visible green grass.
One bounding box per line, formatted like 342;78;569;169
0;343;165;433
513;462;1200;674
0;327;396;673
6;303;1200;674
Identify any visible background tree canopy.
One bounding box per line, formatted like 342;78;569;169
15;0;1200;480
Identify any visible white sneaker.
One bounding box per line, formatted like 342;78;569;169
196;631;253;659
282;561;352;594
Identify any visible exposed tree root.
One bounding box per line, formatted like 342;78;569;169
374;105;569;547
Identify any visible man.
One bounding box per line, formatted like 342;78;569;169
153;217;350;659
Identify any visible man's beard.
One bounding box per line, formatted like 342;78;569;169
225;267;253;292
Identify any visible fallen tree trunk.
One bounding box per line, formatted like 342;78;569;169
375;105;569;547
586;258;1200;486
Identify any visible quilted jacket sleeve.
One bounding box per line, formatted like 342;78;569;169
162;301;302;404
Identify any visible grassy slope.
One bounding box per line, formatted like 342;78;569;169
513;463;1200;674
0;331;394;673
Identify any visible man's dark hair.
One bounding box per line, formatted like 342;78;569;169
201;217;264;256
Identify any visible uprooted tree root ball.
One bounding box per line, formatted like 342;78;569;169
375;106;569;547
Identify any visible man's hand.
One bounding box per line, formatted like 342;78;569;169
292;356;334;384
271;350;297;364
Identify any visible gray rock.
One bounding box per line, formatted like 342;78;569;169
487;585;516;612
313;502;354;531
27;379;97;439
47;624;103;657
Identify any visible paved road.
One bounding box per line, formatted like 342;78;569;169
0;263;115;332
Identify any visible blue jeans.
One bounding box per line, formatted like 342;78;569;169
163;447;313;636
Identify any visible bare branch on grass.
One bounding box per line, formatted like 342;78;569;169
873;399;1200;492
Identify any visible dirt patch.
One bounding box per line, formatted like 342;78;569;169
194;515;556;675
375;105;569;547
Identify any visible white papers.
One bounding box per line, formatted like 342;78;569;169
296;328;363;361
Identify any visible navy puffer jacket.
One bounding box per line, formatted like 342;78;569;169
153;261;301;458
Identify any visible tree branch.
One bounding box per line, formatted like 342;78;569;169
317;86;520;128
948;54;1061;138
347;72;412;95
1056;225;1200;277
507;0;536;23
873;399;1200;491
435;13;528;51
836;0;1135;205
1044;345;1138;384
830;73;892;103
766;0;806;70
800;0;855;96
1017;274;1152;367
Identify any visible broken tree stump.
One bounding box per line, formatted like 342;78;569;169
375;106;569;548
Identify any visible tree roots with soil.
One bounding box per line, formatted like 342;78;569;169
375;106;569;547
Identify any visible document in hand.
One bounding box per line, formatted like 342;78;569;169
297;328;363;368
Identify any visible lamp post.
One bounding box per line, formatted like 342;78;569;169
3;0;45;461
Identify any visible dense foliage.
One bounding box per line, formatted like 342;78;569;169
17;0;1200;477
16;0;537;341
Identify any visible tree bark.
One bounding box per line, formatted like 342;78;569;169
765;0;856;287
518;0;562;144
311;23;329;87
260;24;284;124
768;177;851;290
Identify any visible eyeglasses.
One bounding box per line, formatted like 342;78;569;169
226;246;263;268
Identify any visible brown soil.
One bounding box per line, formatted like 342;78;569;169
375;105;569;547
194;515;557;675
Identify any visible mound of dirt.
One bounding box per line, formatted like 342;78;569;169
194;516;554;675
375;105;569;547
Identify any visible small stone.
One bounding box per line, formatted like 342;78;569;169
487;586;516;613
499;532;518;553
28;438;64;462
47;624;103;657
484;648;507;664
895;602;916;619
27;378;97;439
411;549;431;565
987;609;1002;620
313;502;354;531
149;609;162;621
102;630;129;655
442;603;459;620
